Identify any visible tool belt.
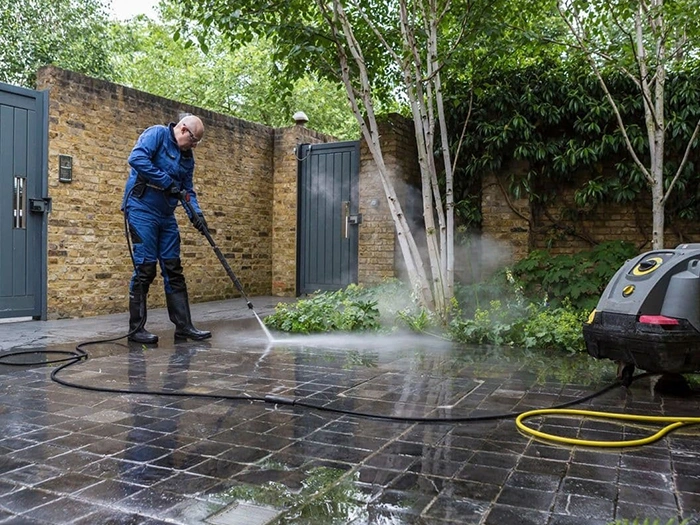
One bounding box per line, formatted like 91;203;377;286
132;175;148;198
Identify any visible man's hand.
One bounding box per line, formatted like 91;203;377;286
166;183;182;198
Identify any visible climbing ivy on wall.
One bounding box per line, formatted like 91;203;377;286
447;59;700;231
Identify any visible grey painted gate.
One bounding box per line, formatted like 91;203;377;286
0;83;49;320
297;141;361;295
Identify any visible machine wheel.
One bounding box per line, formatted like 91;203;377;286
654;373;692;396
616;361;635;387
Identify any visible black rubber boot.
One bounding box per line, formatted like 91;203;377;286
166;291;211;341
128;292;159;344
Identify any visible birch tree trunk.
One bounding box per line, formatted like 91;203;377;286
317;0;458;317
320;0;436;310
637;2;666;249
559;0;700;250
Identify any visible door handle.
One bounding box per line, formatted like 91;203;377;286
341;201;350;239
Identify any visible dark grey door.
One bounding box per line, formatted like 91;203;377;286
0;83;49;319
297;141;360;295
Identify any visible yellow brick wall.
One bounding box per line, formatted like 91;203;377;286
481;160;700;265
481;166;532;265
40;66;697;316
358;115;422;285
36;66;296;318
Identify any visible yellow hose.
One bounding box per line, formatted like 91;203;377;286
516;408;700;448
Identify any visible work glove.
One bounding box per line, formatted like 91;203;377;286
190;212;208;234
166;183;182;199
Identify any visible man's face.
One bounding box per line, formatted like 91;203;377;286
177;124;202;150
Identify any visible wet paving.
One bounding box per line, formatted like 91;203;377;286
1;298;700;525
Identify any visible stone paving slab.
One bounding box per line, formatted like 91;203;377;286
1;297;700;525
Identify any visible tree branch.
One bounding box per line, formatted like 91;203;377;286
662;116;700;204
451;89;473;175
557;1;653;185
494;174;532;226
541;207;598;246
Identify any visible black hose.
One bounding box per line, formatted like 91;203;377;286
122;186;149;341
0;187;660;425
0;342;644;424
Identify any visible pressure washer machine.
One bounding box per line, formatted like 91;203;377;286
583;243;700;385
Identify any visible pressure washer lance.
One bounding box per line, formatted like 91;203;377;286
178;191;274;342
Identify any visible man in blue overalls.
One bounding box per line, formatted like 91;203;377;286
122;114;211;344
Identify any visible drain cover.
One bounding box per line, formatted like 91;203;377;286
207;501;283;525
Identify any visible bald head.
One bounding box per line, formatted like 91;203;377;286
174;115;204;150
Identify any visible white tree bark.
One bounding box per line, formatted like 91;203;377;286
559;0;700;250
399;17;447;314
322;0;436;310
318;0;457;317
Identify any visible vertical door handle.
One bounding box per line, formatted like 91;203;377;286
341;201;350;239
13;176;26;229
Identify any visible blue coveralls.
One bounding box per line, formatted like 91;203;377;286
121;123;204;294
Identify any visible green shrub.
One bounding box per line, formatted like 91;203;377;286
265;270;594;353
449;299;529;346
356;278;443;333
447;242;636;350
396;307;435;332
510;240;637;310
449;294;588;353
522;300;587;353
264;284;380;333
368;278;423;326
453;277;516;319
